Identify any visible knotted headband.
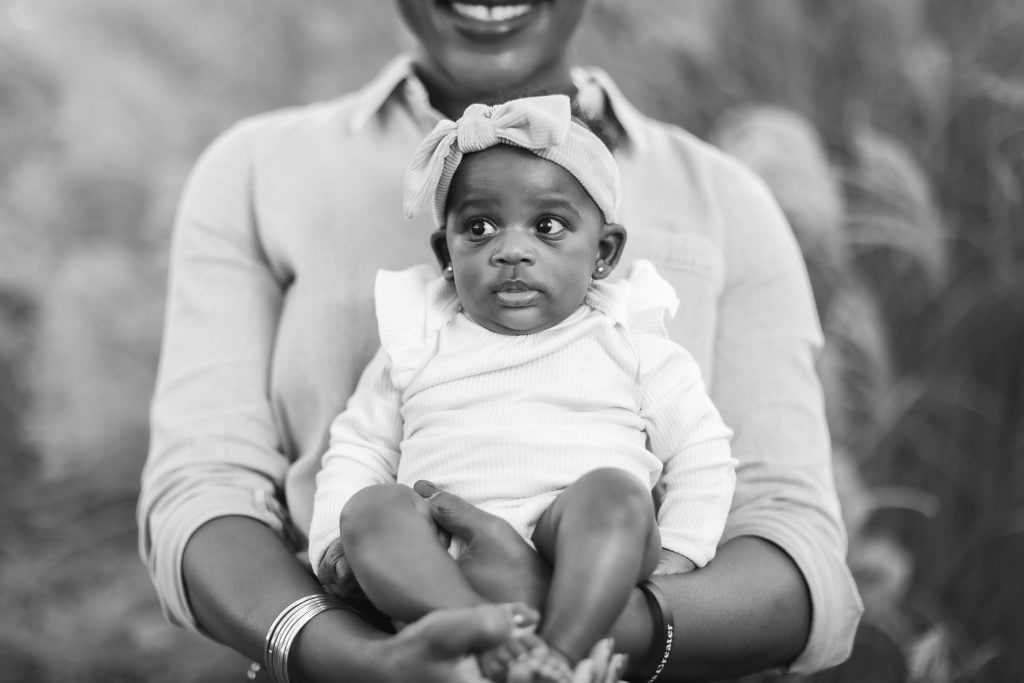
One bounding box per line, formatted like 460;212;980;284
403;94;620;227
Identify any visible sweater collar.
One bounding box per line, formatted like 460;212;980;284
348;54;643;151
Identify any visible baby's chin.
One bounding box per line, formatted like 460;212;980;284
467;309;564;336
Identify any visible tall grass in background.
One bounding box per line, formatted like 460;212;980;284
0;1;1021;681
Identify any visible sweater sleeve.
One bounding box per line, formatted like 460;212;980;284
638;339;736;567
137;119;290;631
308;346;404;578
708;157;863;672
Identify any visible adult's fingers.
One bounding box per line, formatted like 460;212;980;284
414;603;521;659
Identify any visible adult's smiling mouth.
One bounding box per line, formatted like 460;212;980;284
440;1;550;36
450;2;535;22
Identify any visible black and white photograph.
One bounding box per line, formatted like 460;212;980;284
1;2;1021;682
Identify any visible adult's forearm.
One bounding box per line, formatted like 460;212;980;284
612;536;811;681
182;516;386;683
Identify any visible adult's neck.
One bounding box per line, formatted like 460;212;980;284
413;59;577;120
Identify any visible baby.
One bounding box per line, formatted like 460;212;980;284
308;95;736;682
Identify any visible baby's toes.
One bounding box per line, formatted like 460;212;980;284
503;602;540;631
514;629;547;657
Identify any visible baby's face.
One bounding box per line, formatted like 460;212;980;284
443;145;608;335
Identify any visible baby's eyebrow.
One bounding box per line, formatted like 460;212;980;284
451;194;500;209
531;196;583;218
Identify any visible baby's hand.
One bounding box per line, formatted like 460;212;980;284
652;548;697;575
316;537;359;599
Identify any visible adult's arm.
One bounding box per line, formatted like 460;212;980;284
692;153;862;674
622;154;862;677
185;516;535;683
134;120;441;682
622;155;861;678
183;516;388;680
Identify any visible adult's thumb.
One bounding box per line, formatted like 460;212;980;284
414;480;493;540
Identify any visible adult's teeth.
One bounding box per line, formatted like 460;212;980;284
451;3;533;22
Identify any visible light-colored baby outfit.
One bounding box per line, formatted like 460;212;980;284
308;260;736;576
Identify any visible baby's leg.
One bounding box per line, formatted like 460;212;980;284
531;467;661;666
340;483;485;624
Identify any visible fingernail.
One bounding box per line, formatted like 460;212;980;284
413;480;439;498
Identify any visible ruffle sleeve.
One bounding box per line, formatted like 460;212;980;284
374;265;459;390
585;259;680;339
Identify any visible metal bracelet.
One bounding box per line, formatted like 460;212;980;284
263;594;344;683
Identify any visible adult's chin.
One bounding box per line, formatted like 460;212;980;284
399;0;587;98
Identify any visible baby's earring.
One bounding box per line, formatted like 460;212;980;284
444;263;454;279
593;260;607;278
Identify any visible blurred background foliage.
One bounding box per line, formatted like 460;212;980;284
1;1;1021;681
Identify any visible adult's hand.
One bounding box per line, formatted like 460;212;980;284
379;606;626;683
414;480;552;610
375;603;532;683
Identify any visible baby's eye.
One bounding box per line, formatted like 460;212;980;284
536;217;568;235
467;218;497;237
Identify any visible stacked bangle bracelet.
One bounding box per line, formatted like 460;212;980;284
635;580;674;683
258;594;345;683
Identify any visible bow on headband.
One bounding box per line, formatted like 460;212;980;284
402;94;620;227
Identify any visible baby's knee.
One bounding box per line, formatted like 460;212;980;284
340;484;427;538
575;468;654;524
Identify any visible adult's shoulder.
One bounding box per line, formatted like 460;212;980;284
629;111;777;208
201;90;377;160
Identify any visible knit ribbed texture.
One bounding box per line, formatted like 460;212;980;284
308;261;735;575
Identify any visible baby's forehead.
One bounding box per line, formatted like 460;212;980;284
450;145;596;203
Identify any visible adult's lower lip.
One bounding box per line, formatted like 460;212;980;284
496;289;540;307
441;1;547;39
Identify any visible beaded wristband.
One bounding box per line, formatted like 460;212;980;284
636;580;674;683
262;594;344;683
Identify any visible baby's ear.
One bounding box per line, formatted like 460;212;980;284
429;228;452;276
596;222;627;272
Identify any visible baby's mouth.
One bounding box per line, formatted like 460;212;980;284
495;280;540;307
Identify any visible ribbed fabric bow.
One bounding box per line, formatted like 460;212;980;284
402;94;620;227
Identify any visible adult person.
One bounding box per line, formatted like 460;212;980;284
138;2;863;681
